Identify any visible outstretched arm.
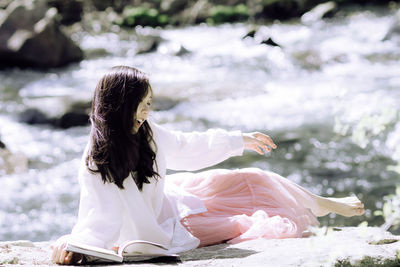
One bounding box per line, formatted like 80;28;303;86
242;132;277;155
152;122;245;171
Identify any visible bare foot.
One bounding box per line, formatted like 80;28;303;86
315;196;365;217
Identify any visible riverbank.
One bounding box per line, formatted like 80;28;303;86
1;227;399;266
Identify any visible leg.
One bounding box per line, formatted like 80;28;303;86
279;174;365;217
252;169;365;217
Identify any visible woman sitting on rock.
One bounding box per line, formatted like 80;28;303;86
52;66;364;265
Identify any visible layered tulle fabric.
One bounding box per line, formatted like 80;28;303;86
169;168;319;247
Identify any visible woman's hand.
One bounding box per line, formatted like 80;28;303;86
242;132;277;155
51;242;82;265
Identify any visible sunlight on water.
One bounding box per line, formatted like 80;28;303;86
0;8;400;241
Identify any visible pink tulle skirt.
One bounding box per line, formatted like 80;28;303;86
170;168;320;247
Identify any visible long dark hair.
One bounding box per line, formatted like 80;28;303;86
86;66;159;190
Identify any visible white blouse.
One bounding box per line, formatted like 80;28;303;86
67;121;244;254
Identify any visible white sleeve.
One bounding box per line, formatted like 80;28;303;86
151;122;244;171
69;147;123;249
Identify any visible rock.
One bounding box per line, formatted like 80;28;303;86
136;34;164;54
0;0;13;9
160;0;189;16
242;29;257;39
18;108;51;125
301;1;338;24
0;241;52;265
19;94;92;128
179;0;212;25
291;49;323;70
260;37;281;47
90;0;114;11
46;0;83;25
383;9;400;41
3;240;35;247
253;0;320;21
174;44;190;56
55;111;89;129
84;47;110;59
19;107;90;129
0;139;5;149
152;96;180;111
158;42;190;56
1;227;399;266
0;144;28;175
0;0;83;68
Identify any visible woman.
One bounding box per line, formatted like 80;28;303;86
52;66;364;264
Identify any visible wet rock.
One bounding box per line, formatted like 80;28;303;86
174;44;190;56
152;96;180;111
84;48;110;59
383;9;400;41
0;0;13;9
55;111;89;129
301;1;338;24
242;29;257;39
0;0;83;68
136;34;164;54
253;0;320;21
19;107;90;128
89;0;131;12
159;42;190;56
260;37;281;47
0;139;5;149
0;143;28;174
178;0;213;25
291;50;323;70
18;108;51;125
160;0;188;16
47;0;83;25
4;240;35;247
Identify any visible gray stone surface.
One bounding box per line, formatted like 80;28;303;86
1;227;399;266
0;0;83;68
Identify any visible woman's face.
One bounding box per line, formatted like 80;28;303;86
133;89;152;133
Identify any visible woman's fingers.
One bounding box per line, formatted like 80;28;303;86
64;252;74;264
254;145;264;155
254;132;277;149
51;242;71;265
56;246;63;263
243;132;277;154
59;249;68;264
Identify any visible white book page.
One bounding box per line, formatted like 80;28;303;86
65;241;122;262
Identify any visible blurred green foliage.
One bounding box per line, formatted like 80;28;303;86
335;108;400;232
119;6;169;27
375;183;400;232
207;4;249;25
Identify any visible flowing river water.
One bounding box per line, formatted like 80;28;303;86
0;7;400;241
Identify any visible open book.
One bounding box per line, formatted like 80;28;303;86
65;239;180;263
